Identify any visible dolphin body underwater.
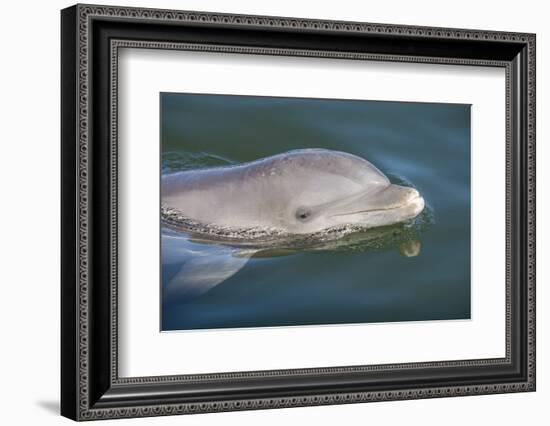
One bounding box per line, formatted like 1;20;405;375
161;149;426;300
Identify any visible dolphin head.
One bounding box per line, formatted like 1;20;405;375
273;150;425;234
287;183;425;234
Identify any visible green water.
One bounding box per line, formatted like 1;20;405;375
160;93;471;331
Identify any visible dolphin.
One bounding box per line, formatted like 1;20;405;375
161;148;425;237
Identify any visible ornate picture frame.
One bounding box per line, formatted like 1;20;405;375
61;3;535;421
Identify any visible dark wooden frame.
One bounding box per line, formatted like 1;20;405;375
61;3;536;421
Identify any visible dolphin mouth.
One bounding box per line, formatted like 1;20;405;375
329;189;425;218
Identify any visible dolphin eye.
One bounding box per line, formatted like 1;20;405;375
295;207;312;221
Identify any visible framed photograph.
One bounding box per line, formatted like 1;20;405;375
61;4;536;421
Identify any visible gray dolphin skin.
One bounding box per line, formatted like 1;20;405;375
161;149;425;237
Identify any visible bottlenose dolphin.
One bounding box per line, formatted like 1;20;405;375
161;149;424;237
161;149;427;300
